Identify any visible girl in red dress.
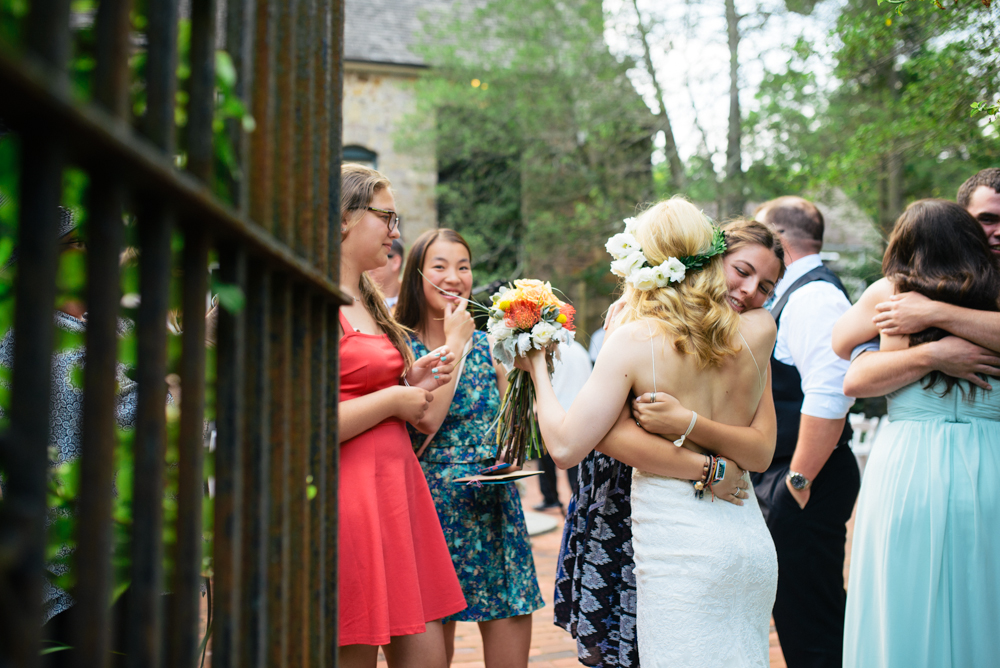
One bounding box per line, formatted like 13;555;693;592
337;164;467;668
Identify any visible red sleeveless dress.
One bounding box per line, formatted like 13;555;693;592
338;311;466;646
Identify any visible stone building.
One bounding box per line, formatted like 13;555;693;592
344;0;443;242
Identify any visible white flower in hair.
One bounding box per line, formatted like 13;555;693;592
663;257;687;283
624;217;639;234
630;266;659;291
605;232;640;259
651;263;672;288
610;250;646;278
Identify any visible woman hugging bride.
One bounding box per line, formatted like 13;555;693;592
518;197;780;668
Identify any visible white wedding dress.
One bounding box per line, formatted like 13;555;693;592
630;331;778;667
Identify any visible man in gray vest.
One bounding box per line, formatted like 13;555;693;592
751;196;859;668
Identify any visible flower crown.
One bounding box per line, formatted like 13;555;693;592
606;216;727;290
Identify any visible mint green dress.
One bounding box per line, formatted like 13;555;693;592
843;377;1000;667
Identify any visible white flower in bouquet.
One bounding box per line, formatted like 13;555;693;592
663;257;686;283
516;332;533;356
530;321;558;346
630;266;659;291
605;232;640;259
489;319;514;341
611;250;646;278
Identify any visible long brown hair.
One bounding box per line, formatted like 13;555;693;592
395;228;473;332
721;218;786;283
883;198;1000;396
341;163;414;373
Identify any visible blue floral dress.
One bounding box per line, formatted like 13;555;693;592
407;331;544;623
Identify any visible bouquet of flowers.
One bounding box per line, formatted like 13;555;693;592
487;279;576;466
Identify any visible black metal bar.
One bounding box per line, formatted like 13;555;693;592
312;0;330;278
0;53;349;306
267;274;292;668
323;305;341;665
273;0;297;243
167;231;209;668
70;0;132;663
249;0;275;230
213;243;247;668
328;0;344;276
240;263;271;668
0;136;65;668
127;206;173;668
187;0;218;183
288;287;310;667
225;0;256;214
294;0;314;261
308;298;327;668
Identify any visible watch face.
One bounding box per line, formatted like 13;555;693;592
788;473;808;490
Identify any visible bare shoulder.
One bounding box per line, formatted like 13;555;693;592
740;308;777;346
858;277;893;307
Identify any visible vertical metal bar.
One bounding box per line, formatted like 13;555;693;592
308;298;327;668
294;0;314;261
0;140;65;668
328;0;343;276
312;0;330;277
225;0;256;214
267;274;292;668
167;232;209;668
288;288;310;667
240;263;270;668
323;305;341;665
273;0;298;243
70;0;132;664
186;0;219;182
249;0;276;228
128;0;180;662
0;4;71;665
212;243;247;668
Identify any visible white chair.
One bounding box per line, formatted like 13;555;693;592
848;413;882;477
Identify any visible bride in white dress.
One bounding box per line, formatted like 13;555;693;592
518;197;779;667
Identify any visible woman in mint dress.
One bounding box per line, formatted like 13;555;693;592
396;228;544;668
834;199;1000;667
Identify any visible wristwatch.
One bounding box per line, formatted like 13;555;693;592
786;471;811;490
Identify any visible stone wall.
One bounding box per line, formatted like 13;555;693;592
343;62;438;244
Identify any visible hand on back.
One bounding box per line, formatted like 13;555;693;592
873;291;936;336
632;392;689;439
928;336;999;391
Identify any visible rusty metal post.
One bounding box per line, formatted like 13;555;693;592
273;0;298;243
308;298;328;668
288;287;311;666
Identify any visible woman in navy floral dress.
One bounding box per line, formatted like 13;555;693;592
396;229;544;668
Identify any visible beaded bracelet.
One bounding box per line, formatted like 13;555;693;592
692;454;714;499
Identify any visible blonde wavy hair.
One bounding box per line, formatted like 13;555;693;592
341;163;414;374
616;196;742;367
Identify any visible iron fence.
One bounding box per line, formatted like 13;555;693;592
0;0;346;666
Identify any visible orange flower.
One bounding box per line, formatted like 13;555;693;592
557;304;576;331
505;300;541;330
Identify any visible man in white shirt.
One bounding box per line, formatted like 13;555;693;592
368;238;403;309
751;196;859;668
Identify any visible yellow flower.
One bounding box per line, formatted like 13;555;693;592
497;300;512;311
556;314;568;324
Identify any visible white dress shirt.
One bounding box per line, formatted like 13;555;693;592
552;341;593;411
772;254;855;420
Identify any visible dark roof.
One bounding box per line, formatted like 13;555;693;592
345;0;451;67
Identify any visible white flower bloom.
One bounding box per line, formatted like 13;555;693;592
630;266;659;291
516;332;533;356
605;232;640;259
489;320;514;341
663;257;686;283
623;217;638;234
530;321;558;346
610;250;647;278
651;263;671;288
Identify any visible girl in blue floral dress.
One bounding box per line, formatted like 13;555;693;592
396;229;544;668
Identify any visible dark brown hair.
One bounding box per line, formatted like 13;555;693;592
721;218;787;283
755;196;824;251
883;198;1000;396
957;168;1000;208
395;228;473;332
340;163;414;373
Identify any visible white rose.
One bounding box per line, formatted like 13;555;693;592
489;320;513;341
516;332;533;356
610;250;647;278
630;266;658;291
662;257;686;283
530;321;558;346
623;217;639;234
605;232;640;259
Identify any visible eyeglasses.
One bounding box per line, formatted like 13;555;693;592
367;206;401;233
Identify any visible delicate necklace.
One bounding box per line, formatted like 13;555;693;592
341;287;361;303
